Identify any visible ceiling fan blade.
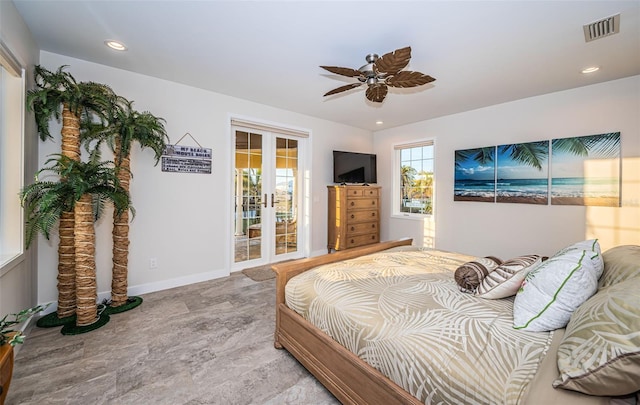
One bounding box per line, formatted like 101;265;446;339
385;71;436;88
365;84;388;103
320;65;364;78
374;46;412;75
324;82;363;97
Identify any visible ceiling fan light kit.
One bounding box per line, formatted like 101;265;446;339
320;46;435;103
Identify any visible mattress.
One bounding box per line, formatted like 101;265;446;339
285;246;555;404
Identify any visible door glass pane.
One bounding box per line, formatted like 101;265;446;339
274;137;297;255
234;131;263;262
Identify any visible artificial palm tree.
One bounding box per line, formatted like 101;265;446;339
84;96;168;310
26;65;114;323
21;155;131;329
109;99;167;310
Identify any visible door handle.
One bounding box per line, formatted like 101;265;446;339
271;193;275;208
263;194;267;208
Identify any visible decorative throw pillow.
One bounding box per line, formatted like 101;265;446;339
475;255;542;299
553;276;640;396
454;256;501;293
554;238;601;255
554;239;604;278
599;245;640;289
513;249;600;332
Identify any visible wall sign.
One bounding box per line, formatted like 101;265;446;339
161;133;212;174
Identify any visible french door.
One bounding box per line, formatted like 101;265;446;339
232;125;304;269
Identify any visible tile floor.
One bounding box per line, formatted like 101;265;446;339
7;272;338;405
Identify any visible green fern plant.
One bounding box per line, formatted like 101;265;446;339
0;305;49;346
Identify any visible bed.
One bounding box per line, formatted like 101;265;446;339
272;239;640;405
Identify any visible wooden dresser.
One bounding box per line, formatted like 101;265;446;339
327;185;380;252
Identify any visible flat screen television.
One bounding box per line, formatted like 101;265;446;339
333;150;377;184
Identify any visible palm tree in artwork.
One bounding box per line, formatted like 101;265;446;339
498;141;549;171
552;133;620;158
26;65;114;323
85;97;168;310
457;134;620;174
455;147;495;169
21;155;131;328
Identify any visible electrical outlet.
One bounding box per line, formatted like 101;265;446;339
149;258;158;269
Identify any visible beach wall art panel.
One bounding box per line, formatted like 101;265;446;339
551;132;621;207
454;146;496;202
496;141;549;204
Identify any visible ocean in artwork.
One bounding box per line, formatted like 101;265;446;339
454;179;495;201
497;178;548;201
551;177;620;206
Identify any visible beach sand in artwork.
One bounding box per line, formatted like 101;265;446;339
551;197;621;207
454;196;494;202
497;196;547;205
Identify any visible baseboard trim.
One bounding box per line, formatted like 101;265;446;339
40;268;229;315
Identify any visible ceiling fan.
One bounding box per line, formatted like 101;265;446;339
320;46;435;103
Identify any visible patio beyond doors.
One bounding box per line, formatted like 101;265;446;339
232;123;306;268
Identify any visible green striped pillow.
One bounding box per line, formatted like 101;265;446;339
513;249;601;332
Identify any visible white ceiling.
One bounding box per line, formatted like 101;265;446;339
12;0;640;131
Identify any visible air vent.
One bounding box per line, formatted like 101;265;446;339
583;14;620;42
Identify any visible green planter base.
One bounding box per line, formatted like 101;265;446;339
105;296;143;315
60;312;110;335
36;312;76;328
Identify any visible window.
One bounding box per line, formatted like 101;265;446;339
394;140;434;216
0;42;25;269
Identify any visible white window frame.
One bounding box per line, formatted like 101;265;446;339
0;40;26;273
391;139;435;220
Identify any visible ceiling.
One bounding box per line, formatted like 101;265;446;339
12;1;640;131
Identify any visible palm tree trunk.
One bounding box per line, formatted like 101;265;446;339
74;194;98;326
61;104;81;161
55;104;82;318
111;138;131;307
56;212;76;318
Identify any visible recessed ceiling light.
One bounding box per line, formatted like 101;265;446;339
581;66;600;74
375;121;384;125
104;40;127;51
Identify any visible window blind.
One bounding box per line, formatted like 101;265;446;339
230;118;309;138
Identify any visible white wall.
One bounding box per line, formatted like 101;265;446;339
37;52;372;305
374;75;640;259
0;1;40;316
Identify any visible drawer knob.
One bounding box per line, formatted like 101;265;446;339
371;235;375;240
351;226;355;231
371;201;375;205
371;212;376;217
351;201;355;206
371;224;375;228
351;214;355;219
351;239;355;243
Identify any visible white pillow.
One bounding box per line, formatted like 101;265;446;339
475;255;543;299
553;239;604;278
513;249;600;332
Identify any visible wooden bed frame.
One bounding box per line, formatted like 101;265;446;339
272;238;421;405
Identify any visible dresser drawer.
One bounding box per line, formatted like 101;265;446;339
346;233;379;248
345;188;379;198
346;198;378;210
347;210;378;222
346;221;378;236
